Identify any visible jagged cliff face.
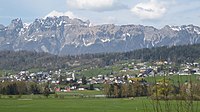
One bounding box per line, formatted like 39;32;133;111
0;16;200;55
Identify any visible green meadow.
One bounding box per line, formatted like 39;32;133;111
145;74;200;85
0;97;155;112
0;96;199;112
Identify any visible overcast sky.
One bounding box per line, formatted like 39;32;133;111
0;0;200;28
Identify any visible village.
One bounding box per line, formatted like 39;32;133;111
0;60;200;92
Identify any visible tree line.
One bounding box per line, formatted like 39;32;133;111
0;81;48;95
104;81;148;98
104;78;200;100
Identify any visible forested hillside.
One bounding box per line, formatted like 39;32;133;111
0;51;106;71
1;44;200;71
123;44;200;63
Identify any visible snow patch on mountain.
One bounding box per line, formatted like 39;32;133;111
83;38;94;46
23;23;30;29
101;38;110;43
194;28;200;34
170;26;181;31
41;45;49;52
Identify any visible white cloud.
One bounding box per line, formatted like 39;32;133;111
45;10;77;19
131;0;166;20
66;0;126;11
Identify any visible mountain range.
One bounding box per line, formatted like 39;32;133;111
0;16;200;55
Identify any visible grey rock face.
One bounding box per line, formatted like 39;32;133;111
0;16;200;55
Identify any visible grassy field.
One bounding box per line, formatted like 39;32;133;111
0;97;157;112
0;96;199;112
145;74;200;85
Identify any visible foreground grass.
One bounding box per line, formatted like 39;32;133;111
0;97;149;112
0;96;199;112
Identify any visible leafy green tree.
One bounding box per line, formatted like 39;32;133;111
16;81;27;95
28;82;41;94
43;86;50;98
89;84;94;90
82;76;87;85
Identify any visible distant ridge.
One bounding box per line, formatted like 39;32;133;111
0;16;200;55
1;43;200;71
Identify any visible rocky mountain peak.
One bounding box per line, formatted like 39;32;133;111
8;18;23;32
0;16;200;55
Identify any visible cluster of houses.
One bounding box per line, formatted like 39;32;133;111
0;61;200;91
119;61;200;77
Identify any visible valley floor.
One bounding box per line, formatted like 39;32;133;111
0;97;199;112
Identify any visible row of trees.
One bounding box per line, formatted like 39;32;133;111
151;78;200;100
0;81;48;95
104;82;148;98
104;78;200;100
